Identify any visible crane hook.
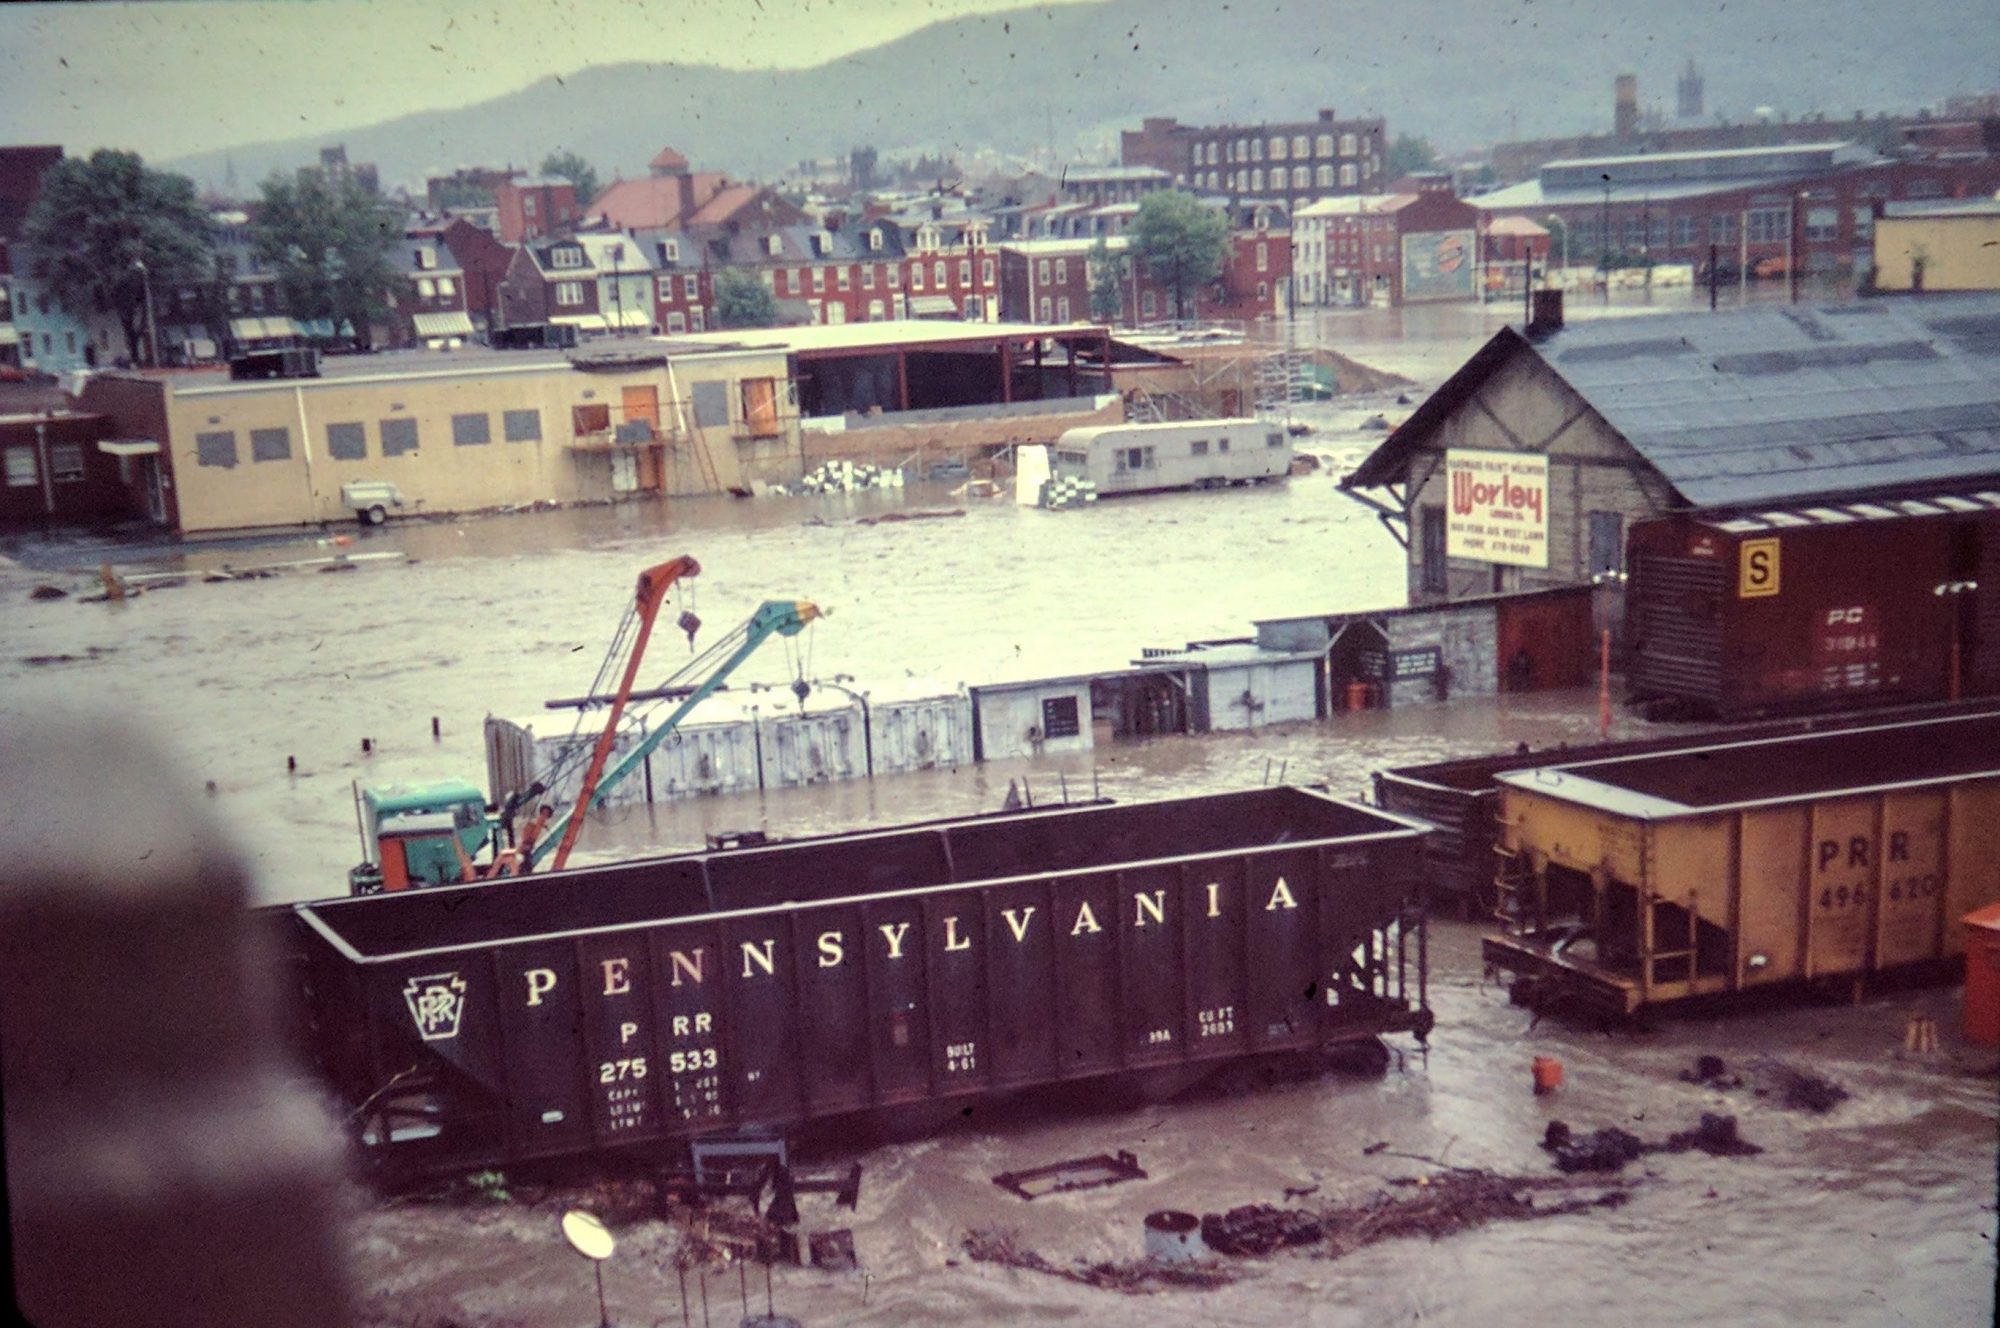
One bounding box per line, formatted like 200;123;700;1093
677;609;701;648
791;677;811;703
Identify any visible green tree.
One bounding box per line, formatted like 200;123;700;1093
712;267;780;329
251;172;406;350
1384;134;1440;181
21;149;214;366
1087;237;1125;323
540;150;602;211
1130;190;1229;321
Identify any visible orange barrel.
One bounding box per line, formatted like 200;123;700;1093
1961;903;2000;1047
1531;1056;1564;1095
1345;681;1370;712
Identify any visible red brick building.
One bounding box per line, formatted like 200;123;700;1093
1295;191;1481;307
1473;142;2000;282
1121;110;1388;205
1000;230;1291;326
495;175;580;244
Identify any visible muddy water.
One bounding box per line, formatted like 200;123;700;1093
4;308;1993;1324
347;925;1999;1328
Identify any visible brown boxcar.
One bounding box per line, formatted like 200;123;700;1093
275;788;1432;1181
1482;709;2000;1014
1625;494;2000;718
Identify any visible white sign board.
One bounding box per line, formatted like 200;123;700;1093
1445;449;1548;568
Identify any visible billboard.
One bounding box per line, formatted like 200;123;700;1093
1445;449;1548;568
1401;230;1476;302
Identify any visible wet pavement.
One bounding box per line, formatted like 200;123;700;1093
3;299;1993;1325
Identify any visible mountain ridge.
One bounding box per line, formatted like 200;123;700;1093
162;0;2000;192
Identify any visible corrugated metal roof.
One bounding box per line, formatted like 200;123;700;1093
1349;294;2000;507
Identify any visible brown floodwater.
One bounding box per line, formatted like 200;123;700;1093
3;303;1992;1324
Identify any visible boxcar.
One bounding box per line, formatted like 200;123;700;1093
1482;709;2000;1014
1625;496;2000;718
1052;419;1291;496
275;788;1431;1181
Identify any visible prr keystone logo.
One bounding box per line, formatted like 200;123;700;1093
404;972;469;1042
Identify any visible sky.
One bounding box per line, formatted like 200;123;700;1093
0;0;1090;165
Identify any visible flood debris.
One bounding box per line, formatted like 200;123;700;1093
808;1229;856;1272
992;1149;1147;1201
1202;1204;1325;1256
1680;1054;1745;1088
855;507;967;526
961;1229;1248;1294
1771;1065;1850;1113
21;645;116;666
1680;1055;1850;1113
1312;1171;1633;1259
28;584;67;600
1543;1113;1762;1173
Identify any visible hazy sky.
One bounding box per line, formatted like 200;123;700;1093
0;0;1089;164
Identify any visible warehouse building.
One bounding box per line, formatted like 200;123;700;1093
1341;292;2000;607
68;319;1110;534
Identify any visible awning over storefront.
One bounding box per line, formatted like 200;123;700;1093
97;438;161;457
229;316;299;341
601;308;653;331
411;310;476;337
0;325;21;346
906;295;959;316
550;313;609;333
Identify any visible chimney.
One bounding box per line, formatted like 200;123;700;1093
1528;289;1565;337
1614;75;1639;138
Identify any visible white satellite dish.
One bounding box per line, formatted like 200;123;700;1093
562;1209;616;1261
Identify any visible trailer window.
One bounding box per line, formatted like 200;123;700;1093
4;446;36;487
571;403;612;435
1190;439;1208;456
1217;437;1230;452
250;427;291;463
50;442;85;482
1040;694;1081;739
1267;432;1284;448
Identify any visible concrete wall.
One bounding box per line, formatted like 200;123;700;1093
1873;214;2000;292
1405;350;1679;603
155;349;796;532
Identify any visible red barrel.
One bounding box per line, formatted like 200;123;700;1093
1344;681;1370;712
1961;903;2000;1048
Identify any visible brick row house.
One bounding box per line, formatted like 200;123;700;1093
999;228;1292;326
1294;189;1483;307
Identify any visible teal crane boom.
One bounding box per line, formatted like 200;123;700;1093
521;597;823;872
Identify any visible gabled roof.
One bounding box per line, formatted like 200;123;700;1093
589;171;732;230
650;146;690;172
1346;294;2000;509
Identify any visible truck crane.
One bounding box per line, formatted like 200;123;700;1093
346;555;822;894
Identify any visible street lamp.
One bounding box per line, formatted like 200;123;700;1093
132;258;160;368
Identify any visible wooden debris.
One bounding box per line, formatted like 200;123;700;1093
962;1229;1247;1294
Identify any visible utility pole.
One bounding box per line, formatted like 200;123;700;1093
132;259;160;368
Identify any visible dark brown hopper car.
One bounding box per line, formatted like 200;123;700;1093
1625;496;2000;719
273;788;1433;1182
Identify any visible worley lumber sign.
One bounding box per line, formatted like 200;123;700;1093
1444;449;1548;568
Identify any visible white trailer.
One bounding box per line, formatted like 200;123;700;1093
1050;418;1291;497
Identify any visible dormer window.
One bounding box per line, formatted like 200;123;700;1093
551;246;583;269
766;235;784;256
867;230;883;252
414;248;436;270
